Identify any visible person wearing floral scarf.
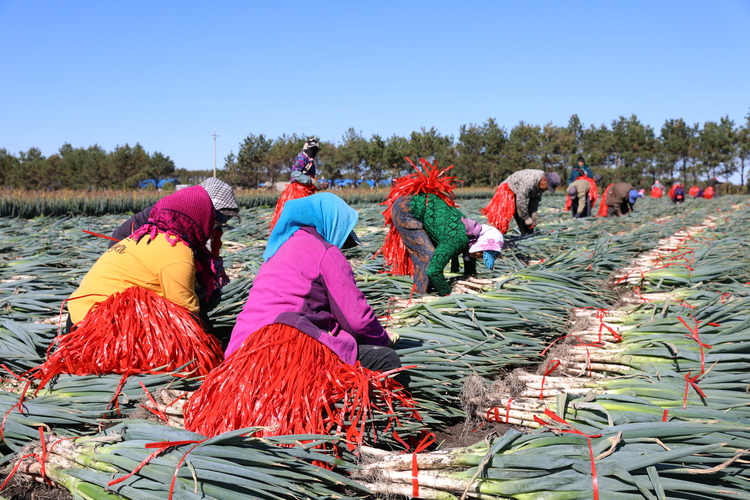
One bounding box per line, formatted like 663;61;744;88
67;186;220;326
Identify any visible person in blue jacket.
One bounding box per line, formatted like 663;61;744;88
568;156;594;185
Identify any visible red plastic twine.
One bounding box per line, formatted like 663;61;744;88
82;229;120;242
596;309;622;343
505;397;515;423
678;317;712;375
107;438;208;500
540;359;561;400
411;432;436;498
683;372;707;409
662;409;669;422
534;409;602;500
0;427;52;492
541;334;605;378
1;379;31;443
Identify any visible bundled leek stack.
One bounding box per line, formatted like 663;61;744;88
360;419;750;500
8;420;367;500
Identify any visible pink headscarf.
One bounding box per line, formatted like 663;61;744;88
469;225;504;253
132;186;225;300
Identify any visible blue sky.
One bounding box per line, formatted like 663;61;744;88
1;0;749;173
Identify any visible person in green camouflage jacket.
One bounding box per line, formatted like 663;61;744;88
392;193;503;296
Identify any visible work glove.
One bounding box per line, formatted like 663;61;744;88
311;179;324;191
524;217;534;226
574;213;581;219
386;330;400;347
531;213;538;226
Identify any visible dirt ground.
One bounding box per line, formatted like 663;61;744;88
0;477;73;500
433;418;515;449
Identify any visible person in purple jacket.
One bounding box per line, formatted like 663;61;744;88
226;192;404;381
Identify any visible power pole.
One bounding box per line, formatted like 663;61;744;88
211;129;220;178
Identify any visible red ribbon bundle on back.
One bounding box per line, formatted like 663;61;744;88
651;187;663;198
269;181;317;233
377;157;460;275
29;287;223;390
184;323;420;459
596;184;613;217
480;183;515;233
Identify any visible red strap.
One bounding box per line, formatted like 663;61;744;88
411;433;436;498
540;359;560;400
683;372;707;409
534;409;601;500
505;398;515;423
82;229;120;242
662;409;669;422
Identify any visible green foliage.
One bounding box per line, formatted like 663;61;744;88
3;112;749;192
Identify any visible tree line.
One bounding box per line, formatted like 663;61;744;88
2;112;749;191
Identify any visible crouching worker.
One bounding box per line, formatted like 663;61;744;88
392;193;503;296
109;177;238;313
184;193;420;450
481;170;561;235
567;177;593;218
31;187;225;389
600;182;640;217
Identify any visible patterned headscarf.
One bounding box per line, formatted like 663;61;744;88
200;178;239;215
131;186;224;299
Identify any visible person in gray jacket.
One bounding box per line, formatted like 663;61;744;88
506;169;561;234
482;170;561;235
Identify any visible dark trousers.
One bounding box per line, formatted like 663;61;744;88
607;202;631;217
513;213;534;235
570;197;591;218
358;344;410;388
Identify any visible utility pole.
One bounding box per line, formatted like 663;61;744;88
211;129;220;178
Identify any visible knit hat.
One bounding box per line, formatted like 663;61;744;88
546;172;561;193
200;178;239;222
567;186;578;196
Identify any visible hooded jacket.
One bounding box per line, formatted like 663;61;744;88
568;164;594;185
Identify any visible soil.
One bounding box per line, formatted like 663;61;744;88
0;477;72;500
432;418;516;449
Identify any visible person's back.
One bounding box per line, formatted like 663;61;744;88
672;186;685;204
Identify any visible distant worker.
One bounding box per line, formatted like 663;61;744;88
703;186;716;199
671;184;686;204
270;138;326;231
668;182;683;200
689;186;701;198
568;179;590;218
706;177;721;197
650;180;664;198
481;170;561;235
568;156;594;185
599;182;640;217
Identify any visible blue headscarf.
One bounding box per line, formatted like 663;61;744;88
263;192;359;261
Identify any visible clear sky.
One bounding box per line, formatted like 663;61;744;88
1;0;749;172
